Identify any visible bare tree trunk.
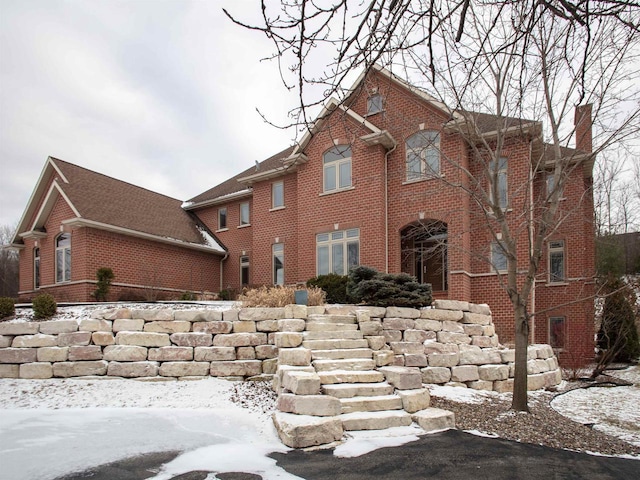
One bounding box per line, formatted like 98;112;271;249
512;303;530;411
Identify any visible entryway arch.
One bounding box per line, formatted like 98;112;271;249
400;220;448;292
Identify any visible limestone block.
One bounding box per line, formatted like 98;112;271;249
148;346;193;361
383;330;402;343
451;365;479;382
385;307;420;319
282;370;321;395
527;373;546;391
434;300;469;311
478;364;510;381
527;359;549;374
194;346;236;361
78;319;112;332
379;366;422;390
101;308;131;320
160;361;210;377
428;352;459;368
278;348;311;366
37;346;68;362
233;321;257;333
437;332;471;345
546;357;559;371
390;342;424;355
57;332;92;347
383;318;416;331
0;347;36;363
92;332;115;346
0;364;19;378
0;335;12;348
423;342;459;355
509;362;515;377
209;360;262;377
414;319;443;332
237;346;256;360
405;354;428;367
144;321;191;334
12;334;57;348
468;380;494;391
420;367;452;384
38;320;78;335
462;312;492;325
340;410;412;431
107;361;159;377
483;349;503;364
238;308;285;321
544;369;562;387
274;332;303;348
169;333;212;347
404;329;436;343
212;333;268;347
103;345;148;362
471;336;494;348
458;349;492;365
255;345;278;360
116;332;171;347
419;309;463;322
284;304;308;319
463;324;484;336
113;319;145;332
262;358;278;375
273;411;343;449
175;310;222;322
527;347;538;360
355;310;370;323
222;309;239;322
277;393;341;416
392;355;405;366
359;321;383;336
277;319;306;332
483;325;496;336
469;303;492;315
256;320;278;332
0;322;39;335
500;349;515;363
493;379;514;393
535;344;555;359
130;309;174;321
191;321;232;334
357;306;387;318
53;361;108;377
397;388;431;413
324;306;355;315
68;346;102;361
442;321;464;333
373;350;395;367
20;362;53;379
366;336;386;351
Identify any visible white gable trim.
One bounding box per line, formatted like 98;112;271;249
29;181;82;232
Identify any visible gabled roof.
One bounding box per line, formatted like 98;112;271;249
13;157;224;254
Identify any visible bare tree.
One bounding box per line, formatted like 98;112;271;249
226;1;640;412
0;224;19;298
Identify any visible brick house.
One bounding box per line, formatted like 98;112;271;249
12;66;595;363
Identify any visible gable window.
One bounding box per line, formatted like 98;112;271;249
34;248;40;289
272;181;284;209
240;202;250;226
218;207;227;230
240;255;250;286
549;240;565;283
323;145;352;193
491;241;508;272
490;157;508;209
549;316;566;349
273;243;284;285
406;131;440;180
367;94;383;115
317;228;359;275
56;233;71;283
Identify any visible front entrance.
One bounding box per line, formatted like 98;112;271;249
401;221;448;292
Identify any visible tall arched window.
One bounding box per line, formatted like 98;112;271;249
34;248;40;289
323;145;352;192
406;131;440;180
55;233;71;283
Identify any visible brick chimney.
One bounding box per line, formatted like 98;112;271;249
575;104;592;153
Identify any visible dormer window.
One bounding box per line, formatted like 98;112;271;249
367;94;383;115
323;145;352;193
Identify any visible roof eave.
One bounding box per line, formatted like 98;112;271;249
183;189;253;210
237;153;309;185
360;130;397;149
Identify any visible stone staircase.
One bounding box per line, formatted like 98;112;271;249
273;311;455;448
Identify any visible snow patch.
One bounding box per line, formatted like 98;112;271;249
334;426;423;458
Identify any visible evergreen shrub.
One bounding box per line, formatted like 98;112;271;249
0;297;15;320
306;273;352;304
347;266;433;308
33;293;57;319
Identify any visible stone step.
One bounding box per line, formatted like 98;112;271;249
322;382;395;398
412;408;456;432
303;339;369;350
340;410;413;431
303;331;364;340
312;358;376;372
319;370;385;384
312;348;373;360
340;395;404;414
305;323;359;332
307;314;357;324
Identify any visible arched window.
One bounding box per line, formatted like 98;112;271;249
406;131;440;180
34;248;40;289
323;145;352;192
55;233;71;283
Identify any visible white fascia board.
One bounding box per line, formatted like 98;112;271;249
182;189;253;210
61;218;226;255
29;181;82;232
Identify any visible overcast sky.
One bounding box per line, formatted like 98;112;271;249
0;0;300;229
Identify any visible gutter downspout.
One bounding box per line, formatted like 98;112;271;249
384;143;397;273
220;251;229;293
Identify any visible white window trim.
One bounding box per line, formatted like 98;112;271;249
549;316;567;351
323;146;352;193
55;233;71;283
366;94;384;116
489;157;508;210
316;228;360;276
548;240;566;284
218;207;227;231
239;202;250;227
273;243;284;285
491;241;508;273
240;255;250;286
272;181;285;209
405;131;441;181
34;247;40;289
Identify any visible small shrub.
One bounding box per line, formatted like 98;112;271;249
239;285;326;308
33;293;57;319
94;267;115;302
0;297;15;320
180;291;197;301
307;273;352;303
347;266;433;308
219;289;237;301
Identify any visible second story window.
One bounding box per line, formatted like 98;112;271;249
406;131;440;180
489;157;508;210
367;94;383;115
240;202;250;226
491;241;508;272
272;181;284;209
56;233;71;283
549;240;565;283
218;207;227;230
323;145;352;193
